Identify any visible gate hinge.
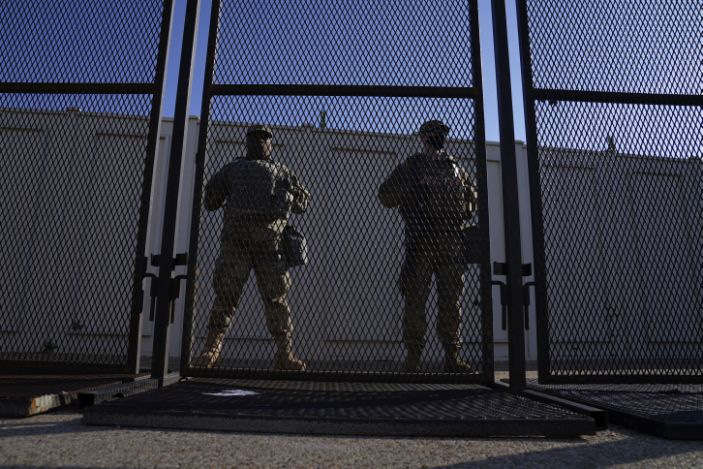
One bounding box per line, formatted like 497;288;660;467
151;252;189;268
138;255;159;321
521;281;536;330
143;275;188;324
166;274;189;324
140;253;188;324
493;262;532;277
492;262;534;330
491;280;508;330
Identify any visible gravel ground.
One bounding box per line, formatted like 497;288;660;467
1;410;702;469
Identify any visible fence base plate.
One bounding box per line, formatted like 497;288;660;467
0;374;147;418
527;381;703;440
83;378;596;437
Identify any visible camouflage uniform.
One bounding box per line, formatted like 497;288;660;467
379;121;475;372
195;125;310;370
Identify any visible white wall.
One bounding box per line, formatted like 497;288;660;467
109;118;703;366
5;109;698;368
142;119;534;364
1;108;150;359
538;148;703;366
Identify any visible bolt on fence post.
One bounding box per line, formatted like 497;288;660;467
490;0;527;390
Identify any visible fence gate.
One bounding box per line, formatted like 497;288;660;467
0;1;173;374
180;0;494;382
517;0;703;383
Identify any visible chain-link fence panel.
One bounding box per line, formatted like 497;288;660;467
0;1;172;373
525;0;701;95
518;0;703;382
180;0;493;383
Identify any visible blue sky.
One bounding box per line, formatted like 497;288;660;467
160;0;528;143
4;0;697;155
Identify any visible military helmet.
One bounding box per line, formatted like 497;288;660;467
418;120;450;136
246;124;273;138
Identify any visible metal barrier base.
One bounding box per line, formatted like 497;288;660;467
494;380;608;429
0;374;147;418
82;378;597;437
526;381;703;440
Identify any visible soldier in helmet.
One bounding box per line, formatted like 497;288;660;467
194;124;310;371
379;120;476;373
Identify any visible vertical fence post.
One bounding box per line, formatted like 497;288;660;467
514;0;550;382
470;0;495;385
179;0;221;377
151;0;201;381
126;0;175;375
490;0;526;390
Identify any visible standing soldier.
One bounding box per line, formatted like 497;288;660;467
379;120;475;373
194;125;310;371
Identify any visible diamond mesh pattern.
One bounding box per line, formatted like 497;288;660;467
0;94;153;366
0;0;165;83
535;102;703;378
188;96;487;378
0;1;168;372
213;0;474;87
525;0;702;94
522;0;703;381
184;0;490;382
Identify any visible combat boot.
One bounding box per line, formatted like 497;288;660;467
274;338;307;371
192;329;225;368
402;345;423;372
443;347;473;373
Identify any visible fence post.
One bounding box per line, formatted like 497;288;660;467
490;0;527;391
151;0;201;382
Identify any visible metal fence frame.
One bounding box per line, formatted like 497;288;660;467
171;0;496;384
0;1;174;375
515;0;703;384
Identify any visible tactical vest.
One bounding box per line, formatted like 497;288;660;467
223;159;279;219
404;153;467;230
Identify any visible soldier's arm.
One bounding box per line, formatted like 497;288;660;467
288;173;310;214
460;168;478;219
378;163;409;208
203;165;229;211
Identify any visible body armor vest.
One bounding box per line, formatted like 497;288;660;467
223;159;279;219
403;154;467;231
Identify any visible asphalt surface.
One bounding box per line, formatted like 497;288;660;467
1;409;702;468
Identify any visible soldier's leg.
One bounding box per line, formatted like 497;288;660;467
193;251;250;368
254;251;306;371
436;259;472;372
399;253;432;372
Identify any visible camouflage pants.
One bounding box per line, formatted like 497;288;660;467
399;241;465;352
208;231;293;342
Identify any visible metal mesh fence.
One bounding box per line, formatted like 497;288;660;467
211;0;475;87
519;0;703;382
0;1;170;373
0;0;164;84
525;0;701;95
181;0;493;382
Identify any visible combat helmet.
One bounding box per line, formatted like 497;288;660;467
418;120;450;136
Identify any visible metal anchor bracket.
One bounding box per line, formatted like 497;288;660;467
493;262;534;330
141;253;189;324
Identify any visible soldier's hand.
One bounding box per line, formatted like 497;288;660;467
278;177;292;191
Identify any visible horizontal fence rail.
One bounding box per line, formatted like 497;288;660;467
517;0;703;383
178;0;494;383
0;0;173;374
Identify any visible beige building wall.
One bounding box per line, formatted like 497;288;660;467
4;109;698;367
